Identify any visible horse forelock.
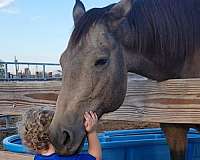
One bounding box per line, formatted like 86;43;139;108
70;4;114;47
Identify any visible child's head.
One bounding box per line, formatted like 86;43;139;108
19;107;54;152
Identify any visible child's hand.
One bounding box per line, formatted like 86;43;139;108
84;111;98;134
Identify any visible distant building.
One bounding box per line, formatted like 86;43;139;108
35;71;43;79
48;72;53;78
24;68;31;77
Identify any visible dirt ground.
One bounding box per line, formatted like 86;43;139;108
97;120;160;132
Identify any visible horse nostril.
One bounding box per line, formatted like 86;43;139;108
62;130;71;146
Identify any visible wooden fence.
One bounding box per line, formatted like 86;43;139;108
1;78;200;124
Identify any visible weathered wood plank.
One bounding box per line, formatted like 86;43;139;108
1;79;200;124
0;151;33;160
0;81;60;115
104;79;200;124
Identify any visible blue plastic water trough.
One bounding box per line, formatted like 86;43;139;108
3;128;200;160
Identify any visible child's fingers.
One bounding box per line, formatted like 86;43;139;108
84;111;91;120
89;111;98;120
89;111;96;120
84;112;93;125
92;112;98;119
85;111;98;127
94;113;98;120
91;112;98;124
84;111;98;133
84;113;89;121
84;120;88;127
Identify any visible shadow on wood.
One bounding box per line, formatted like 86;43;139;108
1;79;200;124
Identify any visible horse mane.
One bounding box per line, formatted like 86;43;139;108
127;0;200;72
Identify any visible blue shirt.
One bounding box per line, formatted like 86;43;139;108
34;153;96;160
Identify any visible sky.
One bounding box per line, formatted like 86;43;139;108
0;0;118;63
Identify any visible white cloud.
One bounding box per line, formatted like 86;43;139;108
0;0;15;9
0;0;20;15
30;16;43;22
1;7;19;14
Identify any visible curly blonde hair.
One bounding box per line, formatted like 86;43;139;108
19;107;54;152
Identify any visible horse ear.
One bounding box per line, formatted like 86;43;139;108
73;0;86;26
109;0;132;20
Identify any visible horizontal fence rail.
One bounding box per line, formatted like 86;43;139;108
0;61;62;81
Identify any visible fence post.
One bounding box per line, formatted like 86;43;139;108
5;63;8;80
43;64;46;80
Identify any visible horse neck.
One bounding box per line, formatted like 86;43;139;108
123;48;178;81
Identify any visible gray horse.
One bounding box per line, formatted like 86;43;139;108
49;0;200;159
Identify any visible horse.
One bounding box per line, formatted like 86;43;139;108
49;0;200;159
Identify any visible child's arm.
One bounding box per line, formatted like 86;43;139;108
84;111;102;160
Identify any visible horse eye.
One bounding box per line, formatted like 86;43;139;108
95;58;108;66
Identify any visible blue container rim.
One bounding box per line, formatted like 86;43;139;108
3;128;200;153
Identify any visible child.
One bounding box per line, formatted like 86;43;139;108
20;108;102;160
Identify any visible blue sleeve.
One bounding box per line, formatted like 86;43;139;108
34;155;40;160
34;155;38;160
77;153;96;160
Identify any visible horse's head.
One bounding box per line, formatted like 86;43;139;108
49;0;132;154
